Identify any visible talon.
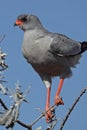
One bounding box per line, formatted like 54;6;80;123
55;95;64;106
45;107;54;123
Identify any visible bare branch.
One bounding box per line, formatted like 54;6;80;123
0;35;5;43
0;83;8;95
0;98;8;110
0;82;29;129
30;105;55;127
0;48;8;71
59;86;87;130
16;105;57;130
17;120;32;130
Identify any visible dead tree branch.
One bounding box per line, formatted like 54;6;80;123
0;98;8;110
0;82;87;130
59;86;87;130
16;105;56;130
17;120;32;130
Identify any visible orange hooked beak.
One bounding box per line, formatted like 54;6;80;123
14;19;23;26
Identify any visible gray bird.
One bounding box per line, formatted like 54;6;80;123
14;14;87;123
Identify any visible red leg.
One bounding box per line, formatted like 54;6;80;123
55;78;64;106
45;87;54;123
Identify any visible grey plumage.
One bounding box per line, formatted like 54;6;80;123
14;14;87;86
14;14;87;122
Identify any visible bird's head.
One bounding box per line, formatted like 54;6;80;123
14;14;42;31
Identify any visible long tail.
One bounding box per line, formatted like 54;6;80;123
80;41;87;54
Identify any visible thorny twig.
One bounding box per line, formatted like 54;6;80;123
59;86;87;130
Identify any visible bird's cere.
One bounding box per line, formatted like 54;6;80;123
14;19;23;26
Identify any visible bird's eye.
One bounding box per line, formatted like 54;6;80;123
21;17;27;22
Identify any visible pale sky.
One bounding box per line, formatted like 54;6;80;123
0;0;87;130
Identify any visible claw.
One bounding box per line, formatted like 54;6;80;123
45;107;55;123
55;95;64;106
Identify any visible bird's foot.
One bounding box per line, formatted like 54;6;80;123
55;95;64;106
45;106;54;123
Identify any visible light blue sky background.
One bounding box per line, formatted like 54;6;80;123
0;0;87;130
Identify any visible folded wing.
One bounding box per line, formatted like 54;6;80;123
50;34;81;56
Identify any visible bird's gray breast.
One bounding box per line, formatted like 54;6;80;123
22;30;52;64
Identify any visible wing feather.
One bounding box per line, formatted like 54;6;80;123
50;34;81;56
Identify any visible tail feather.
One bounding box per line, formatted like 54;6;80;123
80;41;87;54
